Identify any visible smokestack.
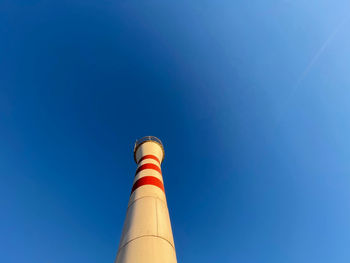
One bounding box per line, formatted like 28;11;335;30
115;136;177;263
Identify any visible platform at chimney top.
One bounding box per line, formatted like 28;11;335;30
133;136;165;163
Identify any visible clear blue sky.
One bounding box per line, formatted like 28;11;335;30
1;1;350;262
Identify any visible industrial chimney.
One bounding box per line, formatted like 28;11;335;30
115;136;177;263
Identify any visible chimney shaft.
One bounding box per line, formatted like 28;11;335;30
115;136;177;263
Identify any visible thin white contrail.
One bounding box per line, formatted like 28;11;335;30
296;16;348;87
275;14;349;124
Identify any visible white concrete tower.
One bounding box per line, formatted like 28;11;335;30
115;136;177;263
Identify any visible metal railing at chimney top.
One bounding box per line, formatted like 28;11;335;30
134;136;164;153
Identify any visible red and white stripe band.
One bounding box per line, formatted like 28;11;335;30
135;163;162;176
137;154;161;164
131;176;165;195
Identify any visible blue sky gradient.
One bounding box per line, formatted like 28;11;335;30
1;1;350;262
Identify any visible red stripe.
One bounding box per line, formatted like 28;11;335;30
131;176;164;194
138;155;160;164
135;163;161;175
